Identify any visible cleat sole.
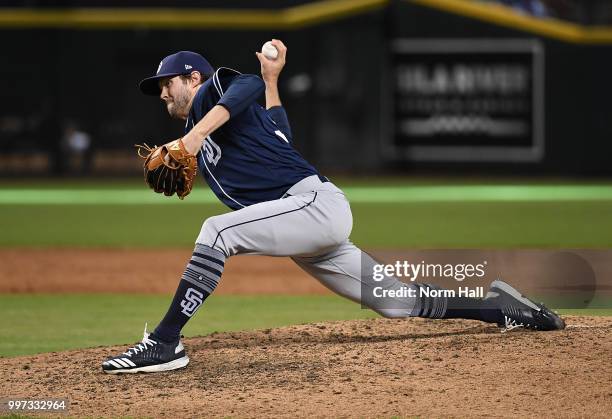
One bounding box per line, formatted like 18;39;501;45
103;355;189;374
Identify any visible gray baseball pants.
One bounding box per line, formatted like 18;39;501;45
196;175;419;318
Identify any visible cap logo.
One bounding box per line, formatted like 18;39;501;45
185;64;193;70
156;61;163;75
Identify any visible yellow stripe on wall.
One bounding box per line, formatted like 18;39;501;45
408;0;612;44
285;0;388;28
0;0;388;30
2;0;611;44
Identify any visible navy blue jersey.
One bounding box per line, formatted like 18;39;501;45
185;67;319;210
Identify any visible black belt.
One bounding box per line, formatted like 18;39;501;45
282;174;329;199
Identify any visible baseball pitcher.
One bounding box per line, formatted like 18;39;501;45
102;40;564;374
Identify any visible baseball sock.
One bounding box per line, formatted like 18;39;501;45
152;244;226;343
443;296;501;323
413;283;501;323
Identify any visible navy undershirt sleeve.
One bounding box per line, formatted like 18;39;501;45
217;75;265;118
267;106;293;141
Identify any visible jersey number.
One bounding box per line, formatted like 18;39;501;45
203;136;222;166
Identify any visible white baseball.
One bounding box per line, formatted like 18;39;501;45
261;41;278;60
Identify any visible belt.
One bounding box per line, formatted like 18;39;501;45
282;174;330;198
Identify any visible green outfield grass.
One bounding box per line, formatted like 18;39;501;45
0;294;609;358
0;201;610;248
0;181;612;247
0;294;377;357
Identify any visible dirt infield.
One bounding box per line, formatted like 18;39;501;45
1;316;610;418
2;248;611;299
0;248;329;294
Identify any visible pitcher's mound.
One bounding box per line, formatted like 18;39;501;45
2;316;611;418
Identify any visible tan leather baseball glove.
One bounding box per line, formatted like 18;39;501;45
135;138;198;200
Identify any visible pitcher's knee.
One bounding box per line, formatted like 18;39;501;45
196;216;227;255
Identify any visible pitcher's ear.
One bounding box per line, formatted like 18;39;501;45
190;71;203;86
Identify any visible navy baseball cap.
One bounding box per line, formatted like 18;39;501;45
139;51;214;96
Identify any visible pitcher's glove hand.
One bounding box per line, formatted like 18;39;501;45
135;138;198;200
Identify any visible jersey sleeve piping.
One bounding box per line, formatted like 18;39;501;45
212;67;242;98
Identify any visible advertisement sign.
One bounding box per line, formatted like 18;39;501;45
384;39;544;162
